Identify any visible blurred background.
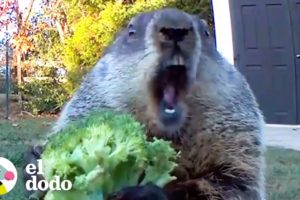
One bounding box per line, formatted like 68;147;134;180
0;1;299;200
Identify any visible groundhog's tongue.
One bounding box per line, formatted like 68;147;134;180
163;86;176;113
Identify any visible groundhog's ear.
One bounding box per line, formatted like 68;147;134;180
200;19;208;27
191;15;208;28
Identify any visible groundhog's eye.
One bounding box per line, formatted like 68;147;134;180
128;24;136;37
204;30;210;37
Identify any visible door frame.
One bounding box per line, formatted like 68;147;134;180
288;0;300;124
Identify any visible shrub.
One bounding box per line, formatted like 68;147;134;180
19;79;69;115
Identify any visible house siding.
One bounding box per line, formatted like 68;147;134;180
211;0;234;64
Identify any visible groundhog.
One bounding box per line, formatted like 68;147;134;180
28;8;266;200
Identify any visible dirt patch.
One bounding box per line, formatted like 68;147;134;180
0;97;58;120
0;100;22;119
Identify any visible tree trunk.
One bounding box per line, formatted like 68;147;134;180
55;20;65;42
16;52;22;85
16;51;22;104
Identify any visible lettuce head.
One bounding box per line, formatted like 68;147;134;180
41;110;178;200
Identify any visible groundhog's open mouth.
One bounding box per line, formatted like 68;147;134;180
150;63;189;130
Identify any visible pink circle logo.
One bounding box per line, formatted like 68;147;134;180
0;157;18;195
5;171;15;181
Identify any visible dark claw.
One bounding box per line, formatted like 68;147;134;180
107;183;168;200
164;181;189;200
32;145;44;157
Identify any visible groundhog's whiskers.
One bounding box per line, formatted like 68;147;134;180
135;49;157;66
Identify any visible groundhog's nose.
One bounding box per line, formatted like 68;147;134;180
160;27;189;42
154;8;194;43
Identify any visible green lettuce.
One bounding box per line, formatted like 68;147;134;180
41;110;178;200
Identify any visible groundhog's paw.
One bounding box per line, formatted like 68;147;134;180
23;145;46;200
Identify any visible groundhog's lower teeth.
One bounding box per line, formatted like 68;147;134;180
165;108;175;114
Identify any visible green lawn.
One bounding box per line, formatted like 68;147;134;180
0;117;55;200
265;147;300;200
0;118;299;200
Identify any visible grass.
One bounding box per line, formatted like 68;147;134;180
0;118;300;200
0;117;55;200
265;147;300;199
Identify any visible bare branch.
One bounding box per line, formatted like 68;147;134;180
23;0;35;25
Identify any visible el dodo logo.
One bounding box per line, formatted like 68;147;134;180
0;157;17;195
26;159;72;191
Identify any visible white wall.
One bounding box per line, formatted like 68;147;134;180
211;0;234;64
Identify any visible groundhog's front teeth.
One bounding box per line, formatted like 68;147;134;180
165;55;185;66
173;55;185;66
